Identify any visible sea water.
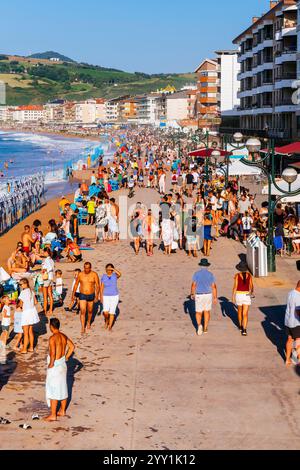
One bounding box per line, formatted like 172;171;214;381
0;130;99;182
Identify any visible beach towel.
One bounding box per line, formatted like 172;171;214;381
46;355;68;407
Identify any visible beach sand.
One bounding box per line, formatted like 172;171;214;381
0;193;73;269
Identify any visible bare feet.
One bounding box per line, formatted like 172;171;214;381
43;415;57;422
286;360;292;367
20;350;28;354
57;410;66;417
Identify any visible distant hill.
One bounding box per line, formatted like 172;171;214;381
27;51;75;63
0;54;197;105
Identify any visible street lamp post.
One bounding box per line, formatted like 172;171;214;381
221;132;244;186
239;137;300;273
191;130;218;182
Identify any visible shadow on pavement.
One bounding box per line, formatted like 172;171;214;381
219;296;239;329
67;356;84;409
259;305;286;362
0;351;17;392
183;297;198;332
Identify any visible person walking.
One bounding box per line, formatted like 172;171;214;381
190;259;218;336
100;264;121;331
285;281;300;366
72;262;100;334
232;263;254;336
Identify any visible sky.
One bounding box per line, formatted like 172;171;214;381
0;0;269;74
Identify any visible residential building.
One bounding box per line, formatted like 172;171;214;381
44;101;65;123
95;98;107;121
233;0;298;140
118;96;137;122
0;106;10;121
63;102;76;123
195;59;220;130
215;50;240;112
12;105;45;122
105;98;120;122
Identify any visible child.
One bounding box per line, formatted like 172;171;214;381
54;270;64;305
242;211;253;245
87;197;96;225
0;296;11;349
13;299;23;351
65;269;81;313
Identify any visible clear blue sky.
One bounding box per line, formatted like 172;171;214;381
1;0;268;73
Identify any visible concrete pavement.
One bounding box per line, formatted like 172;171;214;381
0;185;299;450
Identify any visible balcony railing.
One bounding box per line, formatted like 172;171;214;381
275;72;297;80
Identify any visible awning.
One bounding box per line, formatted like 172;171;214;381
262;142;300;156
188;148;231;158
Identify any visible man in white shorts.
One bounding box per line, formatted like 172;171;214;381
190;258;218;336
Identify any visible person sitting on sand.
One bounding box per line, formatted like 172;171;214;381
44;317;75;422
7;243;29;275
64;239;82;263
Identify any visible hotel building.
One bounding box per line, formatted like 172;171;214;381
233;0;298;140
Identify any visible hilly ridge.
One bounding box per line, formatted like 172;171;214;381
0;53;196;105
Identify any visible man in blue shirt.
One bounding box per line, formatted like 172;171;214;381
285;281;300;366
190;259;218;336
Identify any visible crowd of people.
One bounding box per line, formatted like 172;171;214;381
0;127;300;423
0;174;45;236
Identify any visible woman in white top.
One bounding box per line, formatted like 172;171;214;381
19;278;39;354
42;248;55;316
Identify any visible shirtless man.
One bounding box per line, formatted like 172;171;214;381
110;198;120;241
21;225;35;255
72;262;100;334
44;317;75;422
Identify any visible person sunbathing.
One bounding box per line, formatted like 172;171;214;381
64;239;83;263
7;243;29;275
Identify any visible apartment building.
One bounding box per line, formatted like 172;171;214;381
215;51;240;112
105;98;120;122
233;0;298;140
12;105;45;122
0;106;11;121
195;50;240;131
195;59;220;130
166;91;193;123
95;98;107;121
44;102;65;123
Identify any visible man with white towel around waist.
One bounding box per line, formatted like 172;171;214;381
44;318;75;422
190;259;218;336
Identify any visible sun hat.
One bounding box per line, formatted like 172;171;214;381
199;258;211;267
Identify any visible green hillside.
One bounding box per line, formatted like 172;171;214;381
0;56;196;105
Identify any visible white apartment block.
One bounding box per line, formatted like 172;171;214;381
105;99;119;122
215;50;240;112
0;106;11;121
12;106;45;122
233;0;298;140
166;91;190;123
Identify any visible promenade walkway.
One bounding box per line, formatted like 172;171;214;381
0;185;299;450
